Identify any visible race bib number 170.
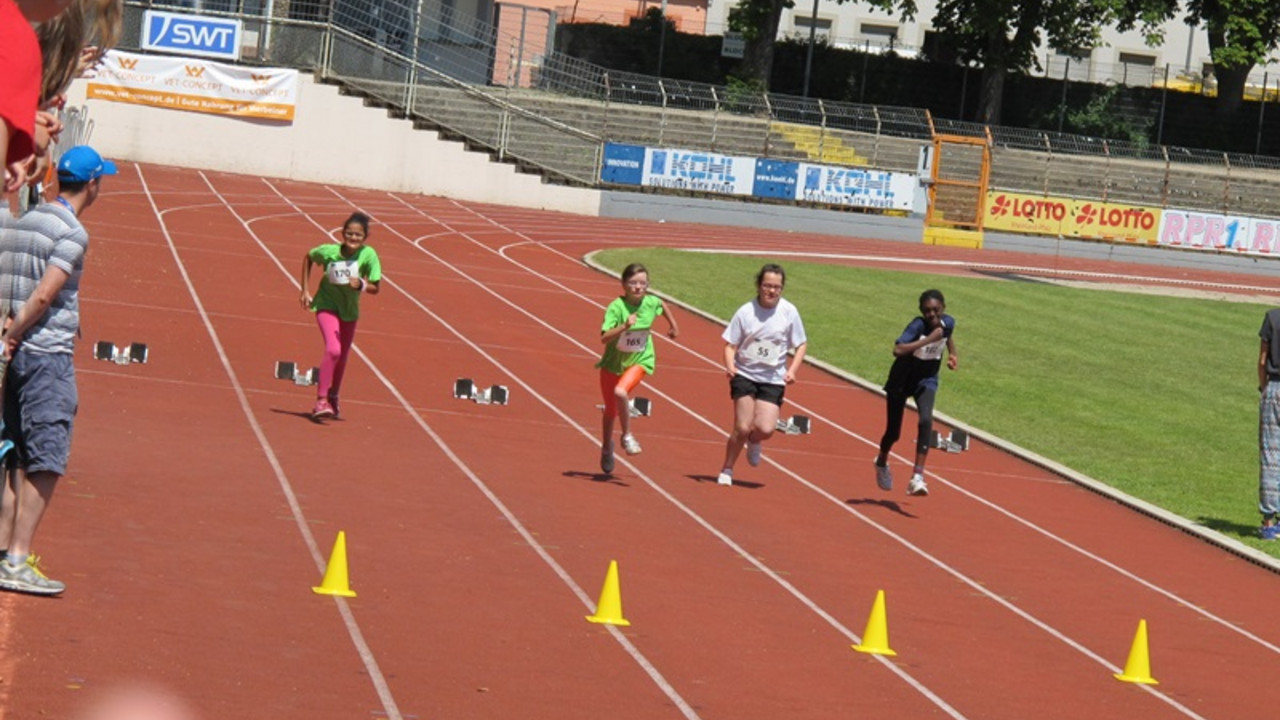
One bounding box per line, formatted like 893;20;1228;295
327;259;359;285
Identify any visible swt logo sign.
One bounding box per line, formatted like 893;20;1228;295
141;10;242;60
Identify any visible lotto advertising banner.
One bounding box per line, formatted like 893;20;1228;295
1063;200;1160;244
985;192;1069;236
86;50;298;122
984;191;1161;243
1158;210;1280;255
601;143;916;211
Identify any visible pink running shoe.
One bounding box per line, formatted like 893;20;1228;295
311;398;336;419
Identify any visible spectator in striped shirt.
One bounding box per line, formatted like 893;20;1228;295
0;144;115;595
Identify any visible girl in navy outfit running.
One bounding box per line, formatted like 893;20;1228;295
873;289;959;497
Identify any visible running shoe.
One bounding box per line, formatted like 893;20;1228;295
0;556;65;596
746;441;763;467
1261;524;1280;541
906;473;929;497
621;434;642;456
327;394;341;418
716;469;733;486
311;398;336;419
875;462;893;491
600;444;615;474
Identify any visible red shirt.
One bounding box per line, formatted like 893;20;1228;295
0;0;41;165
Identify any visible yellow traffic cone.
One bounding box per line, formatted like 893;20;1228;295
312;531;357;597
1114;619;1158;684
585;560;630;626
852;589;896;656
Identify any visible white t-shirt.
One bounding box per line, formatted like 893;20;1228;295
722;297;807;385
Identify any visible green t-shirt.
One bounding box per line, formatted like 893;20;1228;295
309;244;381;321
595;294;664;375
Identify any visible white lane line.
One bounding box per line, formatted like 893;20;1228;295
251;181;704;719
460;219;1280;653
349;192;979;717
399;193;1218;712
137;166;407;720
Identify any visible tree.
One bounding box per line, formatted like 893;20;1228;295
1180;0;1280;116
860;0;1171;124
728;0;792;90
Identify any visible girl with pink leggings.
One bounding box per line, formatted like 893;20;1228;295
298;212;382;419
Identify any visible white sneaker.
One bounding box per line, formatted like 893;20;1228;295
875;463;893;491
746;442;763;467
716;469;733;486
907;473;929;496
621;434;642;456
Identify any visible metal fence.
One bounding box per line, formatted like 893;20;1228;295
121;0;1280;218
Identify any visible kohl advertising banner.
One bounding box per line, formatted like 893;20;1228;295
601;143;915;212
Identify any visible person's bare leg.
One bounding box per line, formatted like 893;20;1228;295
0;468;18;550
721;395;757;472
8;470;57;558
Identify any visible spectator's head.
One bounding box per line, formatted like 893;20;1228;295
74;684;198;720
37;0;123;105
55;144;116;204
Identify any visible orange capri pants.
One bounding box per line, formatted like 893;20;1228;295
599;365;647;419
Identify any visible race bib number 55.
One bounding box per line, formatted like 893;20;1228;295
744;339;777;362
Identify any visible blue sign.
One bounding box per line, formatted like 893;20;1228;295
142;10;242;60
752;159;799;199
600;143;645;185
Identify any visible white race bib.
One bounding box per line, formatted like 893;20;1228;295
617;329;650;353
744;338;777;363
913;336;945;360
326;258;360;286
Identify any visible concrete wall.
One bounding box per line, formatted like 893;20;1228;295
64;72;603;216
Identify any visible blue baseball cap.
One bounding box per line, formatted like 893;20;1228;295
56;146;118;183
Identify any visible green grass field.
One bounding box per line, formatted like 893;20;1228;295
593;247;1275;554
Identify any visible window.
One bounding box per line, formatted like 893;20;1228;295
860;22;897;40
793;16;831;41
1118;52;1156;67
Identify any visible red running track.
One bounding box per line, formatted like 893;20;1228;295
0;163;1277;720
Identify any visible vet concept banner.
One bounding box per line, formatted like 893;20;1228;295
87;50;298;122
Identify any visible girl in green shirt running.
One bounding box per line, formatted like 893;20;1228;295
596;263;679;474
299;212;382;420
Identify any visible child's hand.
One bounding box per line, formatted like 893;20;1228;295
625;313;638;328
947;355;958;371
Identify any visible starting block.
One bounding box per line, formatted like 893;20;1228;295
275;361;318;386
931;428;970;453
94;341;148;365
453;378;509;405
594;397;653;417
775;414;811;435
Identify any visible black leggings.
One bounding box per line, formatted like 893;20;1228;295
879;386;936;457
